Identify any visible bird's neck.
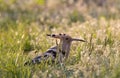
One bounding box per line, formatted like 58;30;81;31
57;41;71;55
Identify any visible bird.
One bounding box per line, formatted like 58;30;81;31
24;33;86;65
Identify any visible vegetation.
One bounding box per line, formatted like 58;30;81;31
0;0;120;78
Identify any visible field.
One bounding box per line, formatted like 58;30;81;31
0;0;120;78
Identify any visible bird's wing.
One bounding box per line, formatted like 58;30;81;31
24;46;58;65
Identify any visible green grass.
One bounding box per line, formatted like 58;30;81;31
0;0;120;78
0;18;120;78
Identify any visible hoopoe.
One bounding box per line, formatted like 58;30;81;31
24;33;85;65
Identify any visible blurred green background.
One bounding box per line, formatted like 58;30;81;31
0;0;120;30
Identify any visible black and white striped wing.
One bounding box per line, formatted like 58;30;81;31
24;46;57;65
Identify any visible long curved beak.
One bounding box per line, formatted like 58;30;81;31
72;38;86;42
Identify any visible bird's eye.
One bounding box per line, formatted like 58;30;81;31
66;38;68;40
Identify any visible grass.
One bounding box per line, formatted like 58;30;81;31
0;0;120;78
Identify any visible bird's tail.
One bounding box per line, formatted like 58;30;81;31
24;56;42;66
24;60;32;66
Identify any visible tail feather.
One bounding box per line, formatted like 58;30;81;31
24;56;42;66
